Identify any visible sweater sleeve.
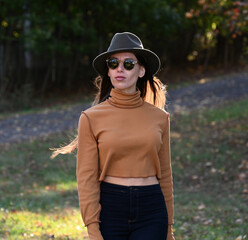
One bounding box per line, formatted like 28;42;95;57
158;113;174;226
77;112;103;239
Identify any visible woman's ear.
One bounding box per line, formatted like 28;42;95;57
139;66;145;78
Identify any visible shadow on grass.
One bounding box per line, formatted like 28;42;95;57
0;134;80;213
1;188;79;213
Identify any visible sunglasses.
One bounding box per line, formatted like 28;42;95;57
106;58;138;70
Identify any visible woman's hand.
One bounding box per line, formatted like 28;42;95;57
167;224;175;240
87;223;104;240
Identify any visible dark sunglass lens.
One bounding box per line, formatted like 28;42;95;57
123;59;135;70
107;58;119;69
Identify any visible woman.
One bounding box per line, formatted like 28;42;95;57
52;32;175;240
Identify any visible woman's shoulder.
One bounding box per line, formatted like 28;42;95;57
143;101;170;117
81;100;110;117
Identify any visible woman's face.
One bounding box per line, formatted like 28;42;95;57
107;52;145;94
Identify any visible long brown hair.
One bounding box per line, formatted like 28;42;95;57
50;55;166;159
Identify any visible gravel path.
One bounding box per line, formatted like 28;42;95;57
0;72;247;145
166;71;248;113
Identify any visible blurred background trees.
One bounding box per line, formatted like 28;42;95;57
0;0;247;109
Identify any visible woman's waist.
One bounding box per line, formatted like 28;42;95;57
103;175;159;186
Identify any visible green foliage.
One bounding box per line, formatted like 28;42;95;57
0;0;199;59
185;0;248;65
0;0;247;99
0;83;34;112
186;0;248;38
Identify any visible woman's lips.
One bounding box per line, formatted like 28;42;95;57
115;76;125;81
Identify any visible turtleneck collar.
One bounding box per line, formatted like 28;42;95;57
107;88;144;108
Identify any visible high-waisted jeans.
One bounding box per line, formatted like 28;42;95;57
99;181;168;240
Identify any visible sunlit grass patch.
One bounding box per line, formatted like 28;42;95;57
176;98;248;124
0;208;88;240
202;98;248;123
56;181;77;191
0;133;86;239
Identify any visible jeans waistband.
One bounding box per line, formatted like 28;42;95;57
101;181;161;193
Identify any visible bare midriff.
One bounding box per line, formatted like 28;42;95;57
103;175;159;186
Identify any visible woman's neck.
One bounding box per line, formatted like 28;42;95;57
107;88;144;109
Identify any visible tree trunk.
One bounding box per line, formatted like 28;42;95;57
41;65;51;96
203;47;211;71
0;44;3;80
23;4;31;70
224;37;229;68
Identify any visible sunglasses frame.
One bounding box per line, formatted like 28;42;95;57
106;58;139;70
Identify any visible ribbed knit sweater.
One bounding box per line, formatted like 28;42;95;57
76;88;174;239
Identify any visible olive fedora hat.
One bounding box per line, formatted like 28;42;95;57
93;32;160;76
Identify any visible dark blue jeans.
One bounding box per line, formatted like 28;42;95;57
99;182;168;240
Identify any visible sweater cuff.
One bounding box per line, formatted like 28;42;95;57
87;223;103;240
166;198;174;224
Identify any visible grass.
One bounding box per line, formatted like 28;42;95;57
0;96;93;121
171;98;248;239
0;132;88;239
0;98;248;239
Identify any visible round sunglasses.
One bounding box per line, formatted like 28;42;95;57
106;58;138;70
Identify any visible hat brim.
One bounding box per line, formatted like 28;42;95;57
93;48;160;76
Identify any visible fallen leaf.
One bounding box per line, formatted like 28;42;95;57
235;219;243;224
193;215;201;221
238;160;248;170
216;219;221;224
192;175;198;180
211;168;217;173
242;189;248;194
171;132;181;138
198;204;206;210
238;173;246;182
205;162;212;167
203;219;213;225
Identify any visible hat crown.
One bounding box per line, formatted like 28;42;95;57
93;32;161;76
107;32;144;52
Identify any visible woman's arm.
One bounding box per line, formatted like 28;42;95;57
158;113;175;240
77;112;103;240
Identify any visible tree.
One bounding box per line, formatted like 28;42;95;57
185;0;248;68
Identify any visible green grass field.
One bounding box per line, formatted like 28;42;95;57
171;99;248;240
0;99;247;240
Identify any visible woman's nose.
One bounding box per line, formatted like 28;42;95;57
116;61;124;72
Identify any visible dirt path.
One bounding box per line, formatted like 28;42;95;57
0;71;247;145
166;71;248;113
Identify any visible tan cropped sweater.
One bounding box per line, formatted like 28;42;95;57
76;88;174;235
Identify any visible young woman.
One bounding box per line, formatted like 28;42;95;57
52;32;175;240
